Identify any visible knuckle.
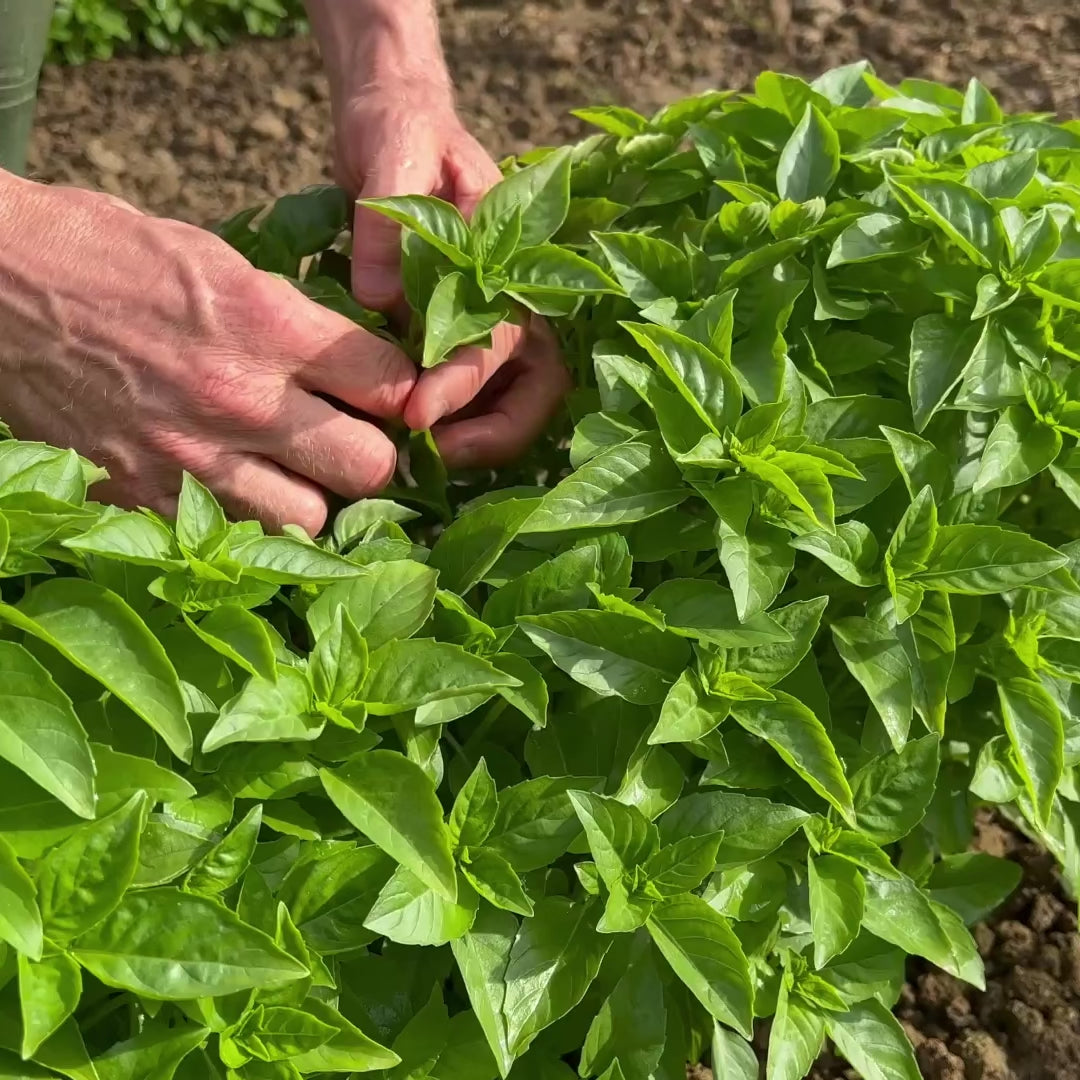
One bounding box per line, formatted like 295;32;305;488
143;427;219;484
358;337;417;416
352;437;398;495
194;368;284;431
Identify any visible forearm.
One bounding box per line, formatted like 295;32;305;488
303;0;451;104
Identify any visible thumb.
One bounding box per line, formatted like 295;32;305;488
352;154;435;314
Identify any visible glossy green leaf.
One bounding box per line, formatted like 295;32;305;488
502;898;611;1056
998;673;1064;825
428;498;540;595
186;604;277;681
524;435;686;533
361;639;518;715
358;194;472;265
861;873;984;987
0;579;191;761
423;273;508;368
568;790;657;889
731;690;854;823
825;999;921;1080
450;906;516;1078
0;833;42;959
184;803;262;897
321;751;457;901
37;791;148;941
364;865;477;946
519;610;688;704
72;889;308;999
912;525;1066;593
831;618;913;751
311;554;434;641
18;951;82;1059
777;105;840;202
808;854;865;970
0;641;95;819
474;147;573;248
767;976;826;1080
851;735;940;843
646;893;753;1038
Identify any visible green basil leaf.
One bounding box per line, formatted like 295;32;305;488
502;898;611;1056
524;435;686;533
72;889;308;999
731;690;855;824
0;641;95;819
37;791;148;941
0;579;191;761
364;865;477;946
423;273;509;368
18;951;82;1059
0;833;42;959
825;999;921;1080
321;750;457;901
306;561;438;651
998;673;1064;826
776;105;840;202
357;194;472;265
474;147;573;248
519;610;689;704
767;975;826;1080
646;893;753;1038
361;640;519;715
808;854;865;970
861;873;984;987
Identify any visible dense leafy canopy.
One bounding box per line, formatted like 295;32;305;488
2;62;1079;1080
48;0;307;65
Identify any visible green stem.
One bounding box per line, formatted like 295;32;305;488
463;699;507;756
692;553;720;578
76;992;128;1036
441;727;471;768
0;0;54;176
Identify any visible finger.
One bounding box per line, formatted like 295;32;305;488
352;129;439;312
444;133;503;220
295;320;417;421
404;320;525;431
256;388;399;502
200;454;330;537
432;321;570;469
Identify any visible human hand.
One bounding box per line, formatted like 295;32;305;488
0;176;416;535
333;83;569;466
403;315;571;469
333;79;501;315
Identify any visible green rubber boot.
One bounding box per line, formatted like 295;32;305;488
0;0;55;176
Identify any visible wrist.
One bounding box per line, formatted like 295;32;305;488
305;0;452;108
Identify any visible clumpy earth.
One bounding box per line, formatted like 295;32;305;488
811;818;1080;1080
27;0;1080;226
687;817;1080;1080
25;1;1080;1076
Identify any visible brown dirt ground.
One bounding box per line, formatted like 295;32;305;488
23;2;1080;1077
26;0;1080;227
811;817;1080;1080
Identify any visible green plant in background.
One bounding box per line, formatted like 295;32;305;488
48;0;307;64
2;62;1080;1080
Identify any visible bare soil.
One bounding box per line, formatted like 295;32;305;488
24;2;1080;1076
813;818;1080;1080
27;0;1080;226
